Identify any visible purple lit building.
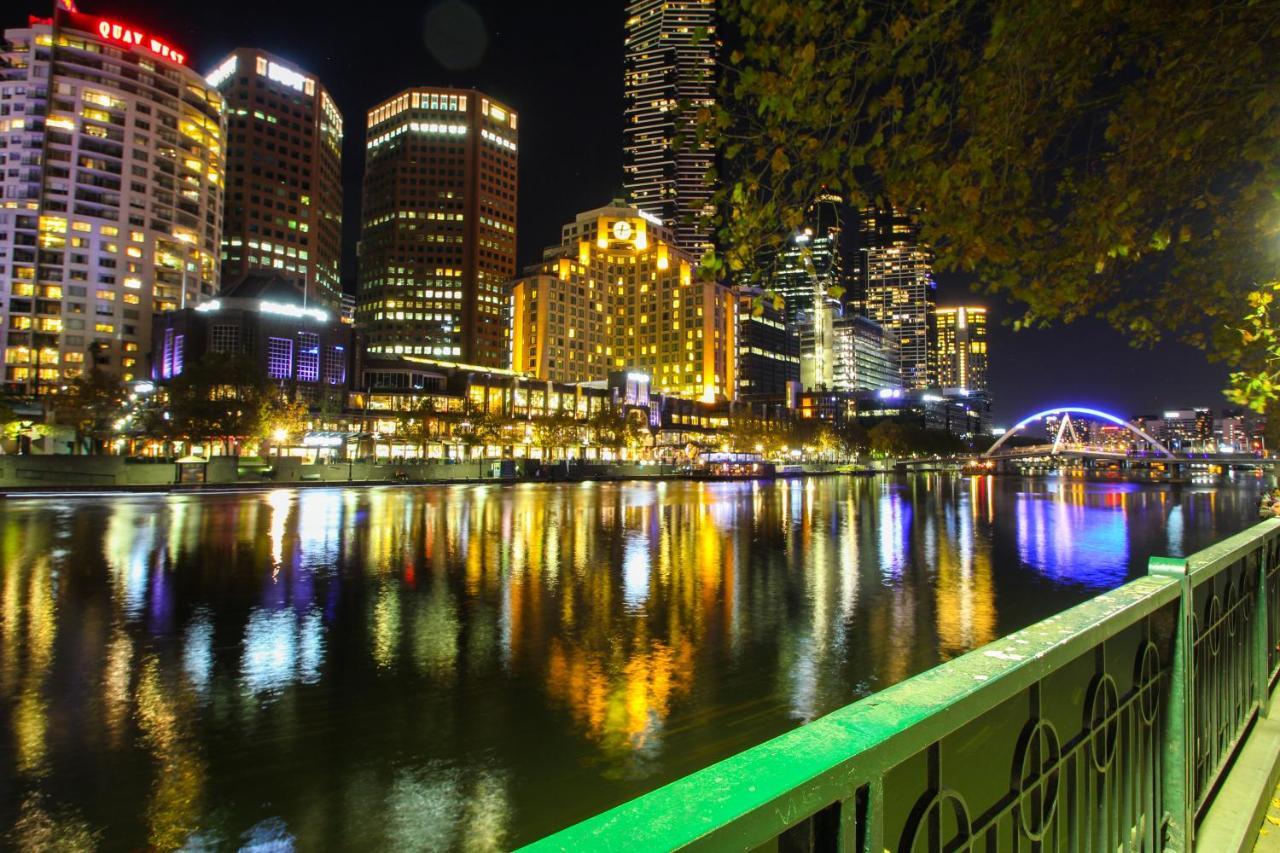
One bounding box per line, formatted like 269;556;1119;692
149;272;352;402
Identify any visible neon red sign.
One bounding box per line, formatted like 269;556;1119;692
93;18;186;65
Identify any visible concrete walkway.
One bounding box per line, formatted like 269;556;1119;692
1255;781;1280;852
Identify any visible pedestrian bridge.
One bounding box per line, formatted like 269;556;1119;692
521;519;1280;852
981;406;1273;469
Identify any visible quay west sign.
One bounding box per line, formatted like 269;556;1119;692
53;11;188;66
93;18;187;64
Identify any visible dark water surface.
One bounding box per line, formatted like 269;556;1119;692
0;475;1266;849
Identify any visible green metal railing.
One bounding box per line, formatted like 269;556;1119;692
522;518;1280;853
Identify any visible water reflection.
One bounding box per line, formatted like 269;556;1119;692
0;476;1262;848
1016;482;1132;588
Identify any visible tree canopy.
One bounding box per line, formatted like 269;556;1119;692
51;365;128;454
166;354;277;453
702;0;1280;376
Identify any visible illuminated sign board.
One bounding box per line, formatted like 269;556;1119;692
206;55;236;88
637;209;663;227
259;300;328;323
195;299;329;323
92;18;186;65
262;59;315;96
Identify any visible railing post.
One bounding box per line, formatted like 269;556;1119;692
1150;555;1193;852
1257;537;1272;718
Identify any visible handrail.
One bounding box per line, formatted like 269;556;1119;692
521;518;1280;853
1184;517;1280;586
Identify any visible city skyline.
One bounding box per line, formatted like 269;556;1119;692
5;0;1235;423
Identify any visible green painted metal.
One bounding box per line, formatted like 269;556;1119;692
1151;555;1195;851
520;519;1280;853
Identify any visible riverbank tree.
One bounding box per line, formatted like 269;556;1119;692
165;354;276;455
702;0;1279;403
51;365;127;454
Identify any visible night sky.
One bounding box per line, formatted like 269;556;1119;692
69;0;1230;424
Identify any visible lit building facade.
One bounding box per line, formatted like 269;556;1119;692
830;314;899;392
797;387;989;436
932;306;988;391
1159;408;1215;452
623;0;717;257
150;272;351;403
357;87;517;367
735;286;798;399
207;49;343;309
510;202;736;401
0;9;226;393
855;207;935;389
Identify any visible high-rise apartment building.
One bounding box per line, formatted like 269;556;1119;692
206;49;343;309
932;306;988;391
510;202;736;401
357;88;516;367
0;9;226;392
623;0;717;257
855;207;935;389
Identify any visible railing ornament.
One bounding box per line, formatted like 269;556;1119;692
901;787;972;853
1137;641;1161;727
1012;718;1061;841
1087;672;1121;773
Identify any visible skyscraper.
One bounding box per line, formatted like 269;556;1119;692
207;49;343;309
357;88;517;367
510;201;736;401
772;192;843;331
0;8;226;392
855;207;935;389
623;0;717;257
932;306;988;391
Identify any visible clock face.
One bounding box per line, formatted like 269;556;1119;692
611;220;633;241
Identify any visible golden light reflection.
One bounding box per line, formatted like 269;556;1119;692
0;478;1260;847
103;628;134;747
136;655;206;849
372;581;402;669
544;636;694;758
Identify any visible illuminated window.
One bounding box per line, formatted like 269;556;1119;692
267;337;293;379
296;332;320;382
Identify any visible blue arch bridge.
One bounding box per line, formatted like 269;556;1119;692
978;406;1275;478
519;411;1280;852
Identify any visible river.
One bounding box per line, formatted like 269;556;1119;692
0;474;1266;849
